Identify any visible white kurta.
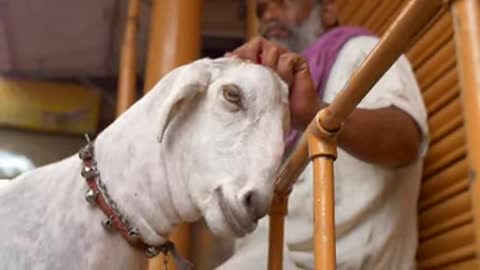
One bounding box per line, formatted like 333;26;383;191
216;36;429;270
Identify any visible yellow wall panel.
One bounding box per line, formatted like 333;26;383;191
0;78;100;134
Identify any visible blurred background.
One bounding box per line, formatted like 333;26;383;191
0;0;249;176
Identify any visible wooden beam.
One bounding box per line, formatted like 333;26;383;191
246;0;259;40
144;0;204;269
451;0;480;259
144;0;204;91
116;0;142;116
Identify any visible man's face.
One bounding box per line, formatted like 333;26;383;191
257;0;323;52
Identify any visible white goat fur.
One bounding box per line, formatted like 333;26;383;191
0;58;289;270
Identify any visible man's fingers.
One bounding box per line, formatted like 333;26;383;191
277;53;296;85
228;37;290;65
227;38;313;95
261;40;289;67
231;37;264;62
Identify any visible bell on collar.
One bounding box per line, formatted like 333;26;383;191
101;215;114;231
81;166;97;180
128;228;141;243
78;145;94;161
84;189;98;206
145;246;161;258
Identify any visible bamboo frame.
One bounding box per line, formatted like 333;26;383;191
339;1;363;25
442;259;480;270
418;223;475;261
348;0;381;27
419;190;471;230
419;158;469;210
423;67;458;113
267;0;446;269
428;97;462;142
377;0;407;35
418;244;476;269
420;210;472;240
451;0;480;260
246;0;259;40
406;12;453;68
423;144;466;177
116;0;142;116
416;39;456;90
424;127;465;166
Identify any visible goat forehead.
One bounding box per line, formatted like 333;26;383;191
223;64;288;102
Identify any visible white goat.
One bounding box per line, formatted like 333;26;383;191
0;58;289;270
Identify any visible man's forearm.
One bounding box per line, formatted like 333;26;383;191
299;102;422;168
338;106;421;167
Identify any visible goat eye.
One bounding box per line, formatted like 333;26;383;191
222;84;243;107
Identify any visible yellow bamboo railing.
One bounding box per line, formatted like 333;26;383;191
116;0;142;116
267;0;447;269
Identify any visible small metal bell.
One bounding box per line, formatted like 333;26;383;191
128;228;140;243
145;246;161;258
81;166;97;180
101;216;114;231
78;145;94;161
84;189;98;206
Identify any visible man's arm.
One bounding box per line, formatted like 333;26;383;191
301;100;422;168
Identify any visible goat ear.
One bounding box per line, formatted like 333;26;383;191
157;62;211;143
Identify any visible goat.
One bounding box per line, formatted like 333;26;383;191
0;58;290;270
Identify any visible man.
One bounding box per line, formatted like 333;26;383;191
217;0;429;269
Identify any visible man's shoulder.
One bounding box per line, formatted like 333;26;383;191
325;35;381;80
339;36;381;60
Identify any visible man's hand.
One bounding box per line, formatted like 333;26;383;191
229;37;423;168
227;37;321;130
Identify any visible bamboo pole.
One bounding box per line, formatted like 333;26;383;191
144;0;204;91
144;1;204;269
246;0;259;40
268;0;446;269
116;0;142;116
451;0;480;258
267;194;288;269
322;0;445;131
308;131;337;270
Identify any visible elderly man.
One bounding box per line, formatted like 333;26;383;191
217;0;428;269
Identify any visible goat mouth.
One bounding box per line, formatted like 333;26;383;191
216;188;257;237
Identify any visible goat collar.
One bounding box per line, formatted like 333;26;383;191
78;135;192;269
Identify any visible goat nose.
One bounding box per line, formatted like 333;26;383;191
241;190;268;221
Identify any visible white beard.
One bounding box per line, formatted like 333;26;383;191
270;5;324;53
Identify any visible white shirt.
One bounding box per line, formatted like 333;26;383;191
216;36;429;270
